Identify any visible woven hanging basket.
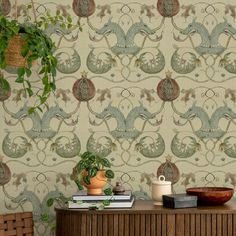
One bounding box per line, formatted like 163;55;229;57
5;34;28;68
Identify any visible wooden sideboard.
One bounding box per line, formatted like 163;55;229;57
55;200;236;236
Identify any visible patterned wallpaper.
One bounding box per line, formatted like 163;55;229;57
1;0;236;234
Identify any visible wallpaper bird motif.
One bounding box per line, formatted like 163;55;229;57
1;0;236;235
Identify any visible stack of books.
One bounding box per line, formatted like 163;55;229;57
68;190;134;209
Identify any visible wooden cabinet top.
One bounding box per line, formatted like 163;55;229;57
55;200;236;215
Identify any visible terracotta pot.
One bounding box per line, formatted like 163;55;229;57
82;170;107;195
157;0;180;17
0;0;11;16
157;71;180;101
72;74;96;101
72;0;96;17
0;162;11;186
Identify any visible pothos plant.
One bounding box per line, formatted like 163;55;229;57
0;5;82;113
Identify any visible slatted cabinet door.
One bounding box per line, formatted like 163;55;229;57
56;201;236;236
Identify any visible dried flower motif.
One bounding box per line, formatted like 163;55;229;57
225;5;236;20
181;173;195;186
24;142;33;151
50;143;59;152
56;173;71;188
219;142;227;152
181;5;195;19
134;142;143;152
140;89;155;103
195;58;201;67
97;4;111;19
194;142;201;151
140;5;155;20
225;89;236;103
181;89;196;103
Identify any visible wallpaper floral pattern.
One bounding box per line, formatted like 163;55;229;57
1;0;236;235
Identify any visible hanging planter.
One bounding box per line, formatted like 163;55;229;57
0;17;57;113
5;33;38;68
157;0;180;17
72;0;96;17
0;7;82;113
72;72;96;101
157;71;180;101
0;0;11;16
0;162;11;186
5;34;29;68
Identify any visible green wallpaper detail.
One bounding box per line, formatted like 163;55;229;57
1;0;236;235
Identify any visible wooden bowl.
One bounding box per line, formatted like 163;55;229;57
186;187;234;205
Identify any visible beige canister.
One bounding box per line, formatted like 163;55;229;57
151;175;172;205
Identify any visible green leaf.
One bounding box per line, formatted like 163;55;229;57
88;167;98;178
83;175;91;185
47;198;54;207
25;68;32;77
0;78;10;91
28;107;35;114
15;76;24;83
36;106;43;113
74;179;83;190
76;160;86;171
42;75;48;85
88;155;96;164
17;67;25;77
21;47;29;57
56;9;60;16
26;87;33;97
50;82;56;91
104;188;113;196
40;96;47;105
67;15;72;23
40;213;49;222
81;151;92;159
89;205;99;210
100;158;111;168
102;200;110;206
105;170;115;179
58;15;64;21
85;159;94;167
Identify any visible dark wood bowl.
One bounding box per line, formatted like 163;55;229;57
186;187;234;205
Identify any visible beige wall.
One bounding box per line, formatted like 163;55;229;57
1;0;236;235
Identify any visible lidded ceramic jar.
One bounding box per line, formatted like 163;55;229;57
151;175;171;205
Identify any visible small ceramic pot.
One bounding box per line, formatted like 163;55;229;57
82;170;107;195
113;181;125;195
151;175;172;205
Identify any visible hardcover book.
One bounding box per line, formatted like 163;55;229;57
72;190;132;201
68;195;135;209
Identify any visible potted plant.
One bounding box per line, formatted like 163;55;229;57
0;7;82;113
71;151;115;196
46;151;115;212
